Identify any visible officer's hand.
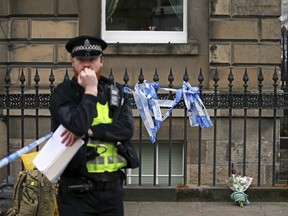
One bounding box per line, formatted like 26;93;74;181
61;129;79;146
78;68;98;96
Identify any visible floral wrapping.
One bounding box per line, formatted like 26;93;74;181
226;174;253;207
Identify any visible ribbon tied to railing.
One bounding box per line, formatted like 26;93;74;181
124;80;213;143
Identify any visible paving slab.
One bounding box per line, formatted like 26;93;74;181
124;202;288;216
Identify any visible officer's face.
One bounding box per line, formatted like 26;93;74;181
71;55;103;80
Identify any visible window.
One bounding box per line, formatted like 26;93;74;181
101;0;187;43
125;141;184;185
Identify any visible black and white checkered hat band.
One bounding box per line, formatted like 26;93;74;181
71;44;102;54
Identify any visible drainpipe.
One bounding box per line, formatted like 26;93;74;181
0;114;8;180
78;0;101;37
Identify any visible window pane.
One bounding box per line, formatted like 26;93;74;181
106;0;183;32
128;141;184;185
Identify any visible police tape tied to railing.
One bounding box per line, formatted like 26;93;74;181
0;132;53;169
124;80;213;144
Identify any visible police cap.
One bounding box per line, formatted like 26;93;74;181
65;35;107;58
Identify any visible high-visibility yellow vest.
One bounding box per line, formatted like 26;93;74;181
86;102;127;173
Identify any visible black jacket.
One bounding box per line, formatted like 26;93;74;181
49;75;134;177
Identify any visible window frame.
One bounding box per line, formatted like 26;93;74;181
101;0;188;44
125;140;185;185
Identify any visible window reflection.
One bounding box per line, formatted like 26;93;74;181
106;0;183;31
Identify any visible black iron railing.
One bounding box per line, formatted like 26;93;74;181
1;65;287;187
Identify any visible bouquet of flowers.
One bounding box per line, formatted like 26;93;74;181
226;174;253;207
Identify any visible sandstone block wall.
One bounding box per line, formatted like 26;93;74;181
0;0;78;91
210;0;281;90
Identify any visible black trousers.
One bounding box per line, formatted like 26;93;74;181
57;182;124;216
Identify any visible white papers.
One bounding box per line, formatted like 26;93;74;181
33;125;84;182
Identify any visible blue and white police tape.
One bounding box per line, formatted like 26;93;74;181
124;80;213;143
125;81;180;143
182;82;213;128
0;132;53;169
126;82;158;143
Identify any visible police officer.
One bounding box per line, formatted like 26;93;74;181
49;35;134;216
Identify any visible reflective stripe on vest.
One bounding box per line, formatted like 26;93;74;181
86;102;127;173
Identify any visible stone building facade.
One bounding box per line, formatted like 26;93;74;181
0;0;280;88
0;0;283;186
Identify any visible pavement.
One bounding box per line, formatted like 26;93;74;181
124;201;288;216
1;187;288;216
1;196;288;215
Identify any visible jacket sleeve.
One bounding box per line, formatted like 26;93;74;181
90;94;134;142
49;83;97;137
